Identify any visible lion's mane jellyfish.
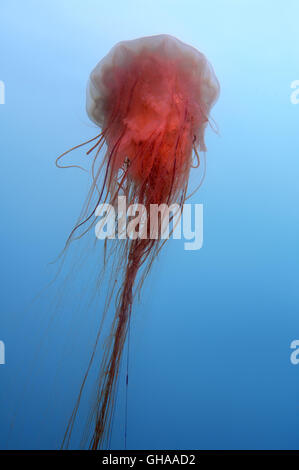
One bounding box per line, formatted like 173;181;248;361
60;34;219;449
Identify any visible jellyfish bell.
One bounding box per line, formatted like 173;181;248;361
86;34;219;147
86;34;219;203
61;34;219;449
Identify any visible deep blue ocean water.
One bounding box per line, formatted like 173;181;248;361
0;0;299;449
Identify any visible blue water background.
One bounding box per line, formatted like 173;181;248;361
0;0;299;449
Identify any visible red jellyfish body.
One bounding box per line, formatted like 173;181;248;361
60;34;220;449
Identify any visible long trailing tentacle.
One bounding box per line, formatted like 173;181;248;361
57;127;205;449
55;133;103;171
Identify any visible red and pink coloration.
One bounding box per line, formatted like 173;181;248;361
61;34;219;449
87;34;219;204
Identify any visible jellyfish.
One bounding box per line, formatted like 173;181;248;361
58;34;220;449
